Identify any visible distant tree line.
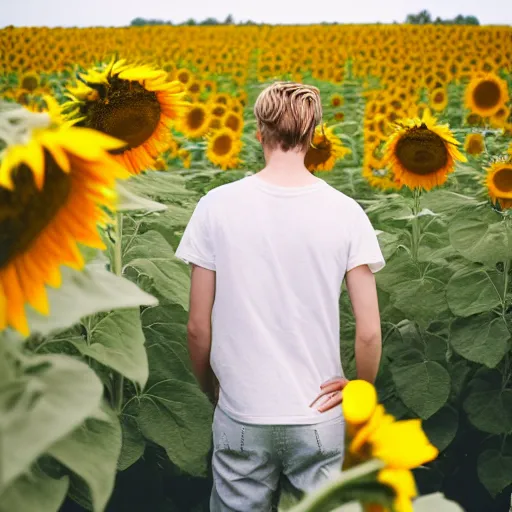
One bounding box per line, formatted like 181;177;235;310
405;10;479;25
130;15;258;26
130;11;480;27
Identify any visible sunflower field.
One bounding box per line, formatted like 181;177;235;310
0;22;512;512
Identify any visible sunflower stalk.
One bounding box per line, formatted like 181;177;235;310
411;188;422;262
112;211;125;412
288;459;386;512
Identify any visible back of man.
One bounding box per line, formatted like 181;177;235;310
176;82;384;511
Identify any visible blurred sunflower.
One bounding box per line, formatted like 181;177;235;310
223;112;243;133
485;160;512;210
19;71;40;93
362;155;400;191
465;73;509;118
0;123;128;335
384;109;466;191
206;128;241;170
179;103;211;139
175;68;192;85
64;59;188;174
464;133;485;156
429;87;448;112
305;125;351;172
329;93;344;108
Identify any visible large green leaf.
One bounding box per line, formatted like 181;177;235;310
136;309;213;476
448;206;512;265
391;277;449;327
375;251;419;293
421;189;480;215
446;267;503;317
0;355;103;489
391;356;450;419
47;406;122;512
26;262;157;338
463;372;512;434
122;232;190;310
72;309;149;388
477;449;512;497
450;313;510;368
0;467;69;512
118;414;146;471
422;406;459;452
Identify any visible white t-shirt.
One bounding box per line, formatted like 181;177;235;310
175;175;385;425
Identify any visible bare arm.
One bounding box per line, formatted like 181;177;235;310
346;264;382;383
187;264;217;403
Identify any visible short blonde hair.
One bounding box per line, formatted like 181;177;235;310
253;81;322;152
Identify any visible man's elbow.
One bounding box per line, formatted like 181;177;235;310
355;326;382;347
187;319;211;343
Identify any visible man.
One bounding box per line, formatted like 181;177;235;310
175;81;384;511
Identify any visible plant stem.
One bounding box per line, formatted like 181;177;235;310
112;211;124;412
288;459;385;512
411;187;422;263
503;259;510;317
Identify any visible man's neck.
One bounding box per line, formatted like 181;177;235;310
256;148;320;187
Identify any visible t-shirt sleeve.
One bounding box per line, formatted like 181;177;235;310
175;197;216;271
347;202;385;273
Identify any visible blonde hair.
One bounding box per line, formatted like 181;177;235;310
253;81;322;152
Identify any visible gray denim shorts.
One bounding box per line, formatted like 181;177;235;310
210;406;345;512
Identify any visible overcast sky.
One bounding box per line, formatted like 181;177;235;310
1;0;511;27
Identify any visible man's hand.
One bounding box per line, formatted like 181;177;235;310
310;377;350;413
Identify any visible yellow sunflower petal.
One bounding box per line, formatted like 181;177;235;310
342;380;378;425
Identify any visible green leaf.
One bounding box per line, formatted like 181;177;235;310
72;308;148;388
0;355;103;489
463;372;512;434
122;233;190;311
117;182;167;213
421;189;480;215
391;277;448;327
423;406;459;452
47;405;122;512
26;262;157;338
136;318;213;476
118;415;146;471
0;467;69;512
376;231;401;260
449;360;472;401
413;492;465;511
375;251;419;293
391;360;450;419
446;267;503;317
477;449;512;497
448;206;512;265
450;313;510;368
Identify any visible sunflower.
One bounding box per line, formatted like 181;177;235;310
223;112;243;133
465;73;509;118
305;125;351;172
490;105;510;128
465;112;484;127
206;128;242;170
383;109;466;191
211;104;227;118
174;68;192;85
179;102;211;139
464;133;485;156
0;123;128;335
363;155;401;191
429;87;448;112
213;93;231;105
64;59;188;174
485;160;512;210
329;93;344;108
19;71;40;93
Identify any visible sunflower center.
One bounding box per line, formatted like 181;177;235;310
0;152;71;268
213;134;232;156
493;167;512;193
304;137;332;167
21;74;39;92
188;107;205;130
85;78;161;149
473;80;501;109
395;126;448;176
434;92;444;103
226;114;241;132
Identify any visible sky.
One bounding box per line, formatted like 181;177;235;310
1;0;511;27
